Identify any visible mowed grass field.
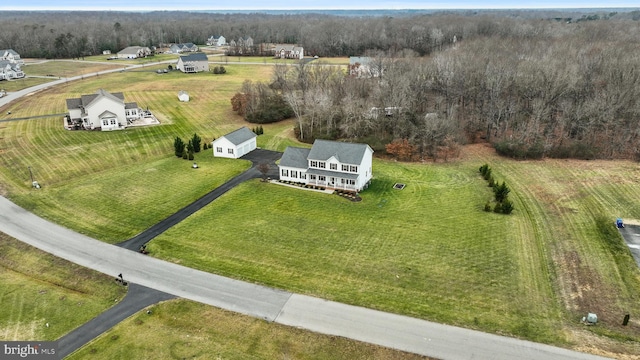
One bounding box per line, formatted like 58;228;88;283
0;233;126;341
0;60;639;358
67;299;431;360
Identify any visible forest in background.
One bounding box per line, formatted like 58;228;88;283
2;10;640;160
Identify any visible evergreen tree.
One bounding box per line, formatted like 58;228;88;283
192;133;202;153
493;182;511;203
174;137;185;157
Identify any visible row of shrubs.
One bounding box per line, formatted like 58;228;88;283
479;164;514;214
252;126;264;135
494;140;598;160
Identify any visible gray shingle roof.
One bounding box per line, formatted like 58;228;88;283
222;127;256;145
279;147;311;169
307;139;372;165
66;89;125;110
179;53;208;62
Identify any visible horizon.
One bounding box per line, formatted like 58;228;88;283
1;1;639;11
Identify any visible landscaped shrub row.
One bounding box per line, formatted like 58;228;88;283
174;133;203;160
479;164;514;215
252;126;264;135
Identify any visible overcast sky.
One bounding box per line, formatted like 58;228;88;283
1;0;639;11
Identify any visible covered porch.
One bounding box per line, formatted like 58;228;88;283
306;168;359;192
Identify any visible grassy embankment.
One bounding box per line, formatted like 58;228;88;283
0;233;126;341
0;61;638;358
67;299;430;360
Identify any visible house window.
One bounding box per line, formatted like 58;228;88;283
342;164;349;172
282;169;288;177
350;165;358;172
300;173;306;179
228;148;234;154
110;119;116;125
348;179;356;185
318;176;326;181
319;162;326;169
330;163;337;170
310;160;318;168
216;147;222;153
310;175;316;180
291;170;297;178
102;119;109;126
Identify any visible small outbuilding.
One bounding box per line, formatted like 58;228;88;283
178;90;190;102
212;127;257;159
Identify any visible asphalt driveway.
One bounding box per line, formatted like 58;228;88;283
618;224;640;267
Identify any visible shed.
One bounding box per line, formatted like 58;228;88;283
178;90;190;102
212;127;257;159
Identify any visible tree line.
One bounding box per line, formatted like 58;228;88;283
1;10;638;59
233;16;640;160
3;10;640;159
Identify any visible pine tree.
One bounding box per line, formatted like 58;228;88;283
174;137;185;157
192;133;202;153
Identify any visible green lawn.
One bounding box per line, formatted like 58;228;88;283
0;233;126;341
67;299;430;360
148;158;567;344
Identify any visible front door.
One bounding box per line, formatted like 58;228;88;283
329;177;335;187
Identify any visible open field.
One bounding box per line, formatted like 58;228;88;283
0;232;126;341
0;61;639;358
0;77;54;92
22;60;125;77
67;299;430;360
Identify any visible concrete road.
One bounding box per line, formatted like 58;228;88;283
0;196;610;360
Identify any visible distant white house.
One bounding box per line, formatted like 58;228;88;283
0;60;24;80
349;57;383;78
212;127;257;159
176;53;209;73
117;46;152;59
65;89;142;131
0;49;25;80
206;35;226;47
279;139;373;192
0;49;24;65
273;44;304;59
170;43;199;54
178;90;190;102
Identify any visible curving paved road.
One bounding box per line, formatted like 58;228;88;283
0;196;610;360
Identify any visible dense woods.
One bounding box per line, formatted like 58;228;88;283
2;10;640;159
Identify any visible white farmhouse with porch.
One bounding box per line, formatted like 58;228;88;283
212;127;257;159
65;89;142;131
279;139;373;192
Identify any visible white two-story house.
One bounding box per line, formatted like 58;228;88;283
65;89;141;131
279;139;373;192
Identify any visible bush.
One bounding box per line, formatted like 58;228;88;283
484;201;492;212
188;151;194;160
182;152;188;159
500;199;514;214
494;140;544;160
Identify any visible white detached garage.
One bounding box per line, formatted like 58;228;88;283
212;127;257;159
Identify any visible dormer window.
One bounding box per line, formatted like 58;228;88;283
310;160;318;168
350;165;358;172
330;163;337;170
319;162;326;169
